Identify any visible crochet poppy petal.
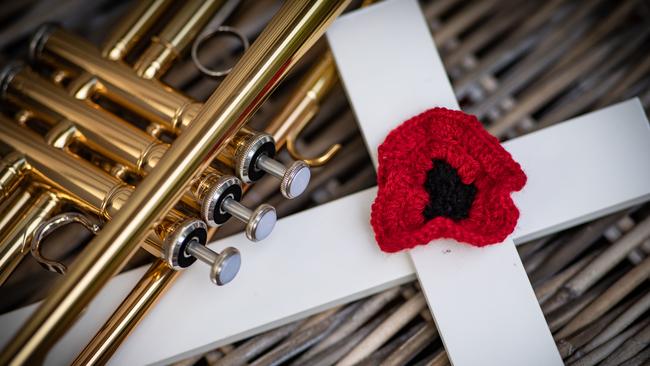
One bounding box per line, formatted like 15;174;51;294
371;108;526;253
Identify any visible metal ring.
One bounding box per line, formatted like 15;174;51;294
31;212;101;275
191;26;250;78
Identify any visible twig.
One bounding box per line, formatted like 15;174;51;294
380;323;438;366
557;256;650;339
543;216;650;314
531;212;623;282
293;287;401;363
517;237;550;262
568;317;650;366
599;321;650;366
582;291;650;355
547;274;616;332
524;237;563;275
205;349;226;366
214;320;301;366
250;304;359;366
427;350;450;366
356;322;426;366
556;298;630;359
422;0;461;21
336;293;426;366
452;0;568;97
300;305;395;366
535;250;600;304
293;306;342;335
171;355;203;366
433;0;500;46
618;347;650;366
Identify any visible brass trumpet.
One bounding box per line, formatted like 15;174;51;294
0;0;350;364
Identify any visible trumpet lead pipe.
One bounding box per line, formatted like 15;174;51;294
72;260;179;366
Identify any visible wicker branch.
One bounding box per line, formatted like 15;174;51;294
543;216;650;314
336;293;426;366
557;256;650;339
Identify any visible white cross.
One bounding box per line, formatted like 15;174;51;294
1;1;650;365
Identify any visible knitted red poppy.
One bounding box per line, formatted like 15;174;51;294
371;108;526;253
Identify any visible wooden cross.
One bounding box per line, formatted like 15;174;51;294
1;1;649;364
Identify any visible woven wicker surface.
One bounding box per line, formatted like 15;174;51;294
0;0;649;365
186;1;650;365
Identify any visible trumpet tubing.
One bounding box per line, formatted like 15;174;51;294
134;0;226;79
101;0;175;61
0;118;201;265
0;188;60;286
0;0;347;364
34;26;200;133
0;187;34;237
3;65;168;175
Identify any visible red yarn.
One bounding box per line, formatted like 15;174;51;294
371;108;527;253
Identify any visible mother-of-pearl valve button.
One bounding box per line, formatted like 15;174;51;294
185;241;241;286
222;200;276;242
259;157;310;199
201;175;277;241
248;204;276;241
211;247;241;286
162;219;240;285
235;132;311;199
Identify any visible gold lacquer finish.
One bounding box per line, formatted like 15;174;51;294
3;66;230;212
0;189;60;286
72;260;179;365
34;28;199;133
0;187;34;237
0;117;129;219
135;0;226;79
101;0;174;61
0;1;348;364
0;118;188;259
267;51;341;166
5;66;167;174
0;153;28;199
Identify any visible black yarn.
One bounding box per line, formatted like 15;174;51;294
423;159;476;221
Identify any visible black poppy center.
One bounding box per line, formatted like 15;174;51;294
423;159;476;221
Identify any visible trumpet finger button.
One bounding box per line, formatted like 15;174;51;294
281;160;310;199
257;155;311;199
185;240;241;285
211;247;241;286
247;204;276;241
